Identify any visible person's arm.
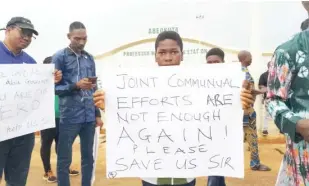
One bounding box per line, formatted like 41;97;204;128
258;85;266;90
52;52;80;97
95;105;101;117
91;57;101;118
258;74;264;89
266;49;302;142
258;73;267;91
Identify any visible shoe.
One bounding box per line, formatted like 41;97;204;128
262;130;268;136
43;171;57;183
69;169;80;176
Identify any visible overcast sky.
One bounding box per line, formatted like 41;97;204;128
0;0;306;62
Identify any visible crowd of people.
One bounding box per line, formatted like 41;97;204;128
0;9;309;186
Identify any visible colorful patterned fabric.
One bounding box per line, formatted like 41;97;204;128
241;66;260;168
267;31;309;186
244;117;260;167
242;66;257;126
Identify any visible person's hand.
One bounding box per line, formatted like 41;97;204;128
259;86;267;93
251;89;265;95
241;80;256;110
54;69;62;83
242;80;251;90
76;78;92;90
96;117;104;129
240;88;255;110
93;90;105;110
296;119;309;142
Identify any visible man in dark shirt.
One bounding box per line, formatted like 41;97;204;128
258;62;270;136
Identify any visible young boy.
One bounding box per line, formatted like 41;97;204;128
94;31;256;186
140;30;196;186
205;48;226;186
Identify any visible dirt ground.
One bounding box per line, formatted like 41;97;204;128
0;135;285;186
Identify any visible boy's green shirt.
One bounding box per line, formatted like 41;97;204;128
55;95;60;118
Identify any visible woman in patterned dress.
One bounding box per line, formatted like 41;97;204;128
267;28;309;185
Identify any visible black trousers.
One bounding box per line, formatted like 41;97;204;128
40;118;59;173
0;133;35;186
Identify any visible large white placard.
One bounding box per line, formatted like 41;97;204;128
103;63;244;178
0;64;55;142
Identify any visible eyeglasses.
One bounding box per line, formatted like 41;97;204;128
16;27;36;39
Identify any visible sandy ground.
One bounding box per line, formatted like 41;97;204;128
0;135;285;186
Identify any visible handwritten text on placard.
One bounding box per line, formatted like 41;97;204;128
103;63;244;178
0;64;55;142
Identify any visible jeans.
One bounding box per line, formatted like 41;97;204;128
40;118;59;173
207;176;226;186
57;121;95;186
0;133;35;186
142;179;196;186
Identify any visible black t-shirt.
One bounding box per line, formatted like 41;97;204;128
258;71;268;99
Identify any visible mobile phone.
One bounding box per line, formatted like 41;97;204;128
88;77;97;84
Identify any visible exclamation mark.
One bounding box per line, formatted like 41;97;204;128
183;128;186;142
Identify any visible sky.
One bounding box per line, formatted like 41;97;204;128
0;0;307;63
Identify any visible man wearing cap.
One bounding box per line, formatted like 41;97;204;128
0;17;62;186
